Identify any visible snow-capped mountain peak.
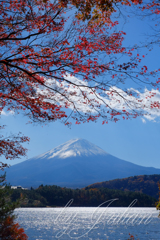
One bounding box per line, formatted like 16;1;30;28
6;138;160;188
36;138;108;159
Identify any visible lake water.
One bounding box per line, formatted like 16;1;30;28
15;206;160;240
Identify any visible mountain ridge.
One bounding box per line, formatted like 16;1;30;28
5;138;160;188
86;174;160;199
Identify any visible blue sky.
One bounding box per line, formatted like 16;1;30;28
1;4;160;169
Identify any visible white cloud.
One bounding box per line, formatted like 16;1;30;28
141;118;146;123
144;115;156;122
1;110;14;116
28;73;160;122
103;87;160;122
1;110;7;116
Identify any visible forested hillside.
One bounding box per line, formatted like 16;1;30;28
86;175;160;199
10;184;157;208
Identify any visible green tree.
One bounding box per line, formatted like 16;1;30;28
0;173;18;223
156;183;160;217
0;173;28;239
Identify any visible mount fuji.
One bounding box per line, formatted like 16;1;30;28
5;138;160;188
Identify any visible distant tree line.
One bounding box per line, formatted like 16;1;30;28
10;184;157;208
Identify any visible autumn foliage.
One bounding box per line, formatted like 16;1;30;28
0;0;151;125
59;0;143;24
0;216;28;240
0;0;143;168
0;0;160;167
0;126;29;170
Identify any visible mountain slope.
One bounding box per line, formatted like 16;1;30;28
5;139;160;188
86;174;160;199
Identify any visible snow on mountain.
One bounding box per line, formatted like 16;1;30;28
5;138;160;188
34;138;108;160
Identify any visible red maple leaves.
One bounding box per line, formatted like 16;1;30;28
0;0;160;168
0;0;133;125
0;126;29;170
0;216;28;240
